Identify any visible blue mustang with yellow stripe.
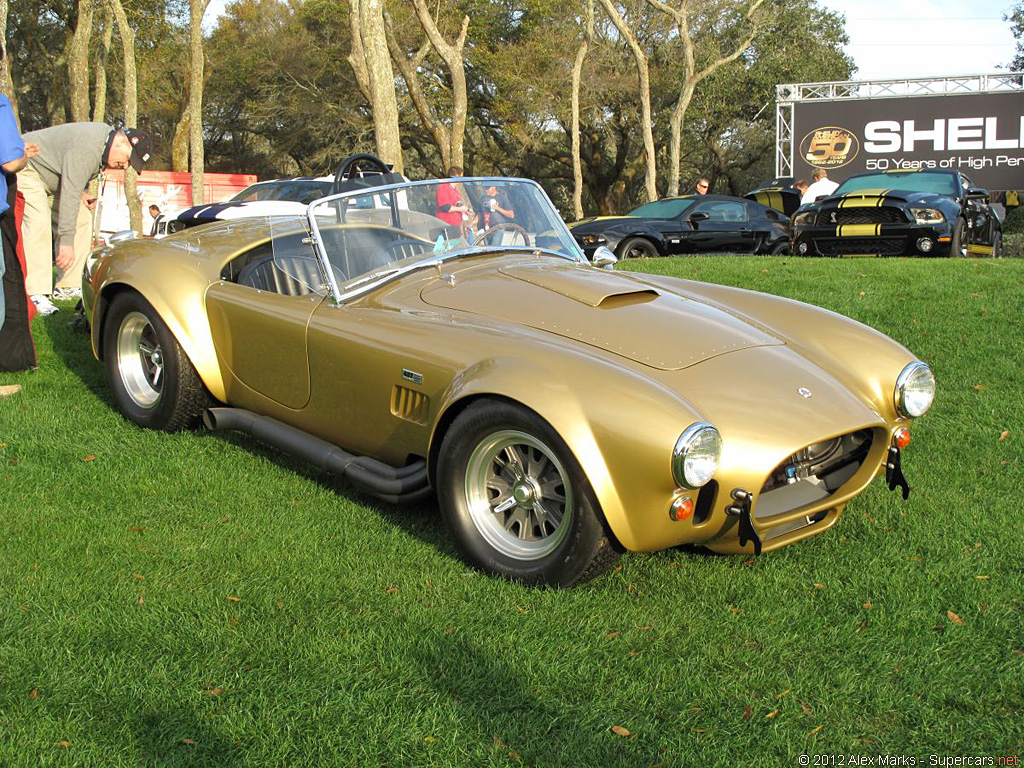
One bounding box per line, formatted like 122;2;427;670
791;169;1001;258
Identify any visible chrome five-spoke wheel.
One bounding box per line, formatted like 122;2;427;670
116;311;164;409
103;292;209;431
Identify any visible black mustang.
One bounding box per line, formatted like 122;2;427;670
569;194;791;259
791;168;1002;258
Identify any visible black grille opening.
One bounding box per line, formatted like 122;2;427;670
694;480;717;524
816;238;905;256
756;430;873;520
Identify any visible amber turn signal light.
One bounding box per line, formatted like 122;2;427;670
670;496;694;521
894;427;911;449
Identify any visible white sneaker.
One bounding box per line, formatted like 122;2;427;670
30;295;59;315
53;287;82;300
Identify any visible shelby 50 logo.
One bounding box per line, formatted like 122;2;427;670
801;126;860;168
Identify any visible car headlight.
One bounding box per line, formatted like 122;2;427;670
672;422;722;488
792;211;816;226
910;208;944;225
894;361;935;418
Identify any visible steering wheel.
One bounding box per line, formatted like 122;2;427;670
473;223;530;247
331;153;392;195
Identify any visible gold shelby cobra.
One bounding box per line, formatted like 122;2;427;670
82;168;935;587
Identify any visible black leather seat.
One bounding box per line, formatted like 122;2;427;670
237;255;328;297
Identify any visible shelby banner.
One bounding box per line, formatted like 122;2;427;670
792;91;1024;189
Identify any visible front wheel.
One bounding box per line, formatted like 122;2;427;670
103;292;210;431
617;237;659;259
437;400;619;587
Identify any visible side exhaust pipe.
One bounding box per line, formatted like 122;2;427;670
203;408;431;504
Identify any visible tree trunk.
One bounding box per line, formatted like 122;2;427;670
346;0;372;104
357;0;404;173
384;10;450;169
597;0;656;202
645;0;763;196
108;0;142;232
68;0;95;122
172;103;191;172
0;0;14;105
92;2;113;121
570;0;594;221
409;0;469;169
188;0;208;205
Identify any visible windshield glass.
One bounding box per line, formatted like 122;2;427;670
836;172;959;197
307;178;584;292
627;198;697;218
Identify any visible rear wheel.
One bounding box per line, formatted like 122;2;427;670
103;292;209;431
617;237;658;259
438;400;619;587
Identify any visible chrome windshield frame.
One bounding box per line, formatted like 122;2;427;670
305;176;585;305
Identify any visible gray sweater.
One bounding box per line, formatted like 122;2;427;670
23;122;112;249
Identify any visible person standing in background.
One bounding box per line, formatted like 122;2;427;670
801;168;839;204
19;123;151;314
0;90;39;374
695;178;710;195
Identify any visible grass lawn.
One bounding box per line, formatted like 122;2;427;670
1;256;1021;766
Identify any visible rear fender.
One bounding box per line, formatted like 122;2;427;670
91;254;228;403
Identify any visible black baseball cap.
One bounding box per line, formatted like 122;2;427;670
123;128;153;172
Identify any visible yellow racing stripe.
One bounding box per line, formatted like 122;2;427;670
835;224;881;237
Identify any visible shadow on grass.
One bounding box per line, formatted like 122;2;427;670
101;701;246;766
40;306;111;404
205;429;455;555
407;629;631;763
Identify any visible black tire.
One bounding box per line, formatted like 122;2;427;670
616;237;659;259
102;292;210;431
950;218;968;258
769;240;791;255
437;400;620;587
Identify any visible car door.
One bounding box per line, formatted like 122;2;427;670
205;218;327;409
685;200;756;253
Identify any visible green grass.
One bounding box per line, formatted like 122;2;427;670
1;257;1022;766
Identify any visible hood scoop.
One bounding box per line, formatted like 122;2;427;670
498;263;659;307
421;260;782;371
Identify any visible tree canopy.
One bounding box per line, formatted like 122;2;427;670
6;0;854;215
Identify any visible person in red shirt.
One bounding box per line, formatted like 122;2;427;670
435;166;471;227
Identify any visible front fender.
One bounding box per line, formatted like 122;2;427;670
430;352;706;552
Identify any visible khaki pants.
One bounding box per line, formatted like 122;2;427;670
18;166;93;296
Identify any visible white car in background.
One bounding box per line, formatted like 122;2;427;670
171;155;408;232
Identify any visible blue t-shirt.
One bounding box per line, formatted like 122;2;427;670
0;96;26;216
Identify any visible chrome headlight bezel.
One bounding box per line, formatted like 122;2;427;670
910;207;944;225
894;361;935;418
672;422;722;489
792;210;816;227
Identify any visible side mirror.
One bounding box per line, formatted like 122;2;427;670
688;211;710;223
966;187;989;200
591;246;618;269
